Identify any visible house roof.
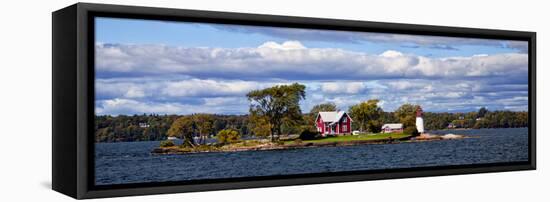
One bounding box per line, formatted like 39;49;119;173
381;123;403;129
317;111;351;124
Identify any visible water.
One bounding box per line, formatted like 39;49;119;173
95;128;528;185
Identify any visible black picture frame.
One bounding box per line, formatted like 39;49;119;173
52;3;536;199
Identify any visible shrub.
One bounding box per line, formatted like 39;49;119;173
159;140;175;147
216;129;241;144
299;130;321;140
367;120;382;133
403;126;420;136
294;139;303;144
275;140;285;146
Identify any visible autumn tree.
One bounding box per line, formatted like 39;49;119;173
216;129;241;144
394;103;421;135
247;83;306;141
394;103;420;129
309;103;338;114
248;111;272;138
348;99;383;133
167;116;196;147
193;114;213;144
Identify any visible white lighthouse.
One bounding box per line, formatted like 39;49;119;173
415;106;425;134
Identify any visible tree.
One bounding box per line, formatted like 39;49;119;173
478;107;489;118
309;103;338;114
394;103;419;129
167;116;196;147
216;129;241;144
247;83;306;141
248;111;272;138
403;126;420;136
366;120;382;133
193;114;213;144
348;99;383;132
301;113;317;132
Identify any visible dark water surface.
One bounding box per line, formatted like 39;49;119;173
95;128;528;185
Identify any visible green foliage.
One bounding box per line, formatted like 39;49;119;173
366;120;382;133
247;83;306;141
216;129;241;144
94;114;177;142
394;104;420;129
301;114;317;132
403;126;420;136
280;116;302;135
159;140;175;147
193;114;214;144
309;103;338;114
423;112;455;130
299;133;410;143
348;99;383;132
248;112;272;137
478;107;489;118
95;114;250;143
167;116;196;147
95;95;528;144
423;110;528;130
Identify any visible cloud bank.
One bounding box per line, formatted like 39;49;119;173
95;41;528;115
214;25;528;52
96;42;527;81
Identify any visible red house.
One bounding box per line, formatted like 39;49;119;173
315;111;353;136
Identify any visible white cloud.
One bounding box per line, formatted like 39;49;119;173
258;41;306;50
380;50;404;57
124;87;146;98
161;79;261;97
214;25;528;52
94;41;529;115
203;97;247;107
96;98;188;115
321;82;366;94
96;77;529;115
96;77;294;100
96;42;528;81
95;98;249;115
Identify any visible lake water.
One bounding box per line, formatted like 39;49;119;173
95;128;528;185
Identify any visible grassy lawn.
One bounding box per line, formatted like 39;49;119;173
290;133;411;144
156;133;414;154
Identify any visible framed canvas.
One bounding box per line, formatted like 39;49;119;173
52;3;536;199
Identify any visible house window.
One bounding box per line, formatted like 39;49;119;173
343;117;347;123
343;125;347;132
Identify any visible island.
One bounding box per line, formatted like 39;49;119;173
144;83;488;155
152;133;415;154
92;83;526;155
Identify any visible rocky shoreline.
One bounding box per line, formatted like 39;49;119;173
151;134;471;155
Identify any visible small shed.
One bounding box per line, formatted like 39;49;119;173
381;123;403;133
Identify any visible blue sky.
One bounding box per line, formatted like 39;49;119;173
94;17;529;115
96;17;522;58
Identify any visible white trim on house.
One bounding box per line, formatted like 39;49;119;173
316;111;353;135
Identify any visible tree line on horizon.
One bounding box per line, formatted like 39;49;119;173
95;83;529;143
